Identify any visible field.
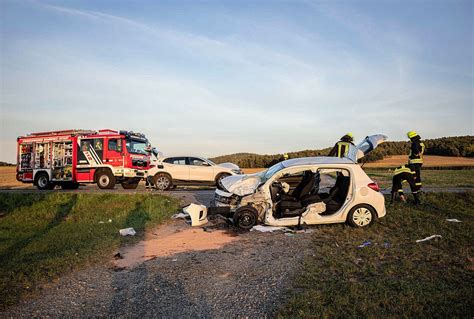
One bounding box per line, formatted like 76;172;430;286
367;169;474;190
364;155;474;168
279;192;474;317
0;193;179;307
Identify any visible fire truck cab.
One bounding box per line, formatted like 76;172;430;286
16;129;150;190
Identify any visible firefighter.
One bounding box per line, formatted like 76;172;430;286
390;164;421;204
328;133;354;157
407;131;425;192
283;153;289;160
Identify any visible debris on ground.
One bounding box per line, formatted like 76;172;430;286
251;225;292;233
114;252;123;260
172;212;188;219
383;241;391;248
182;203;209;226
416;235;442;243
284;233;296;237
119;228;136;236
358;240;372;248
446;218;462;223
99;219;112;224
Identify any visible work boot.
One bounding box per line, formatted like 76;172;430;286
414;193;422;205
400;194;407;203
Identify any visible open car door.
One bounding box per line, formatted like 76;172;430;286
346;134;388;162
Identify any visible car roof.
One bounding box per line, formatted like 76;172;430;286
281;156;355;168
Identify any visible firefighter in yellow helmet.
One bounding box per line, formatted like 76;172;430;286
407;131;424;195
390;164;421;205
328;133;354;158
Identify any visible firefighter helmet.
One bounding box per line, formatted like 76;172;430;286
407;131;418;139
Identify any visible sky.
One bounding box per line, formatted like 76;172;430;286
0;0;473;163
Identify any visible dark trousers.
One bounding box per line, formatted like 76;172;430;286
409;163;422;192
392;172;416;195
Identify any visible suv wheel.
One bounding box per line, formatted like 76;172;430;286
154;173;172;191
347;204;376;227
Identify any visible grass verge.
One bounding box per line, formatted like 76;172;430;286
0;193;179;308
366;169;474;190
279;192;474;318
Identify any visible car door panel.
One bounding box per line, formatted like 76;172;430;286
188;157;214;181
163;157;189;180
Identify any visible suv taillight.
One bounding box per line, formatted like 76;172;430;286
368;182;380;192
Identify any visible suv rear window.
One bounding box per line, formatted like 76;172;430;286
164;157;187;165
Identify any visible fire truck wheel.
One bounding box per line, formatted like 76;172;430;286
35;172;51;191
154;173;172;191
121;181;139;189
96;170;116;189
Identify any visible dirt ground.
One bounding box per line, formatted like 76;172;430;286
1;191;314;318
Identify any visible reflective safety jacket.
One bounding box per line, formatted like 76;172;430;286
408;140;425;164
394;165;415;176
328;141;353;158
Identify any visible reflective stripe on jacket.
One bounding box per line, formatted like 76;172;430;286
409;142;425;164
394;165;415;176
337;142;351;157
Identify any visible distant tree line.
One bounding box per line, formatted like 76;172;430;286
0;161;15;167
210;135;474;168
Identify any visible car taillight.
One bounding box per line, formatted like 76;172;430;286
368;182;380;192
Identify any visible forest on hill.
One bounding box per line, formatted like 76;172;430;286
210;135;474;168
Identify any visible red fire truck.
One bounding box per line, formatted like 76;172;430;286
16;129;151;190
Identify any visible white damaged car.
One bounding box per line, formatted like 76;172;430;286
213;135;388;229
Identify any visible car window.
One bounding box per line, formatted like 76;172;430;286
189;157;207;166
164;157;187;165
108;139;122;152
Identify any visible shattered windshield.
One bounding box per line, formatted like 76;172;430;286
126;139;148;155
262;162;285;182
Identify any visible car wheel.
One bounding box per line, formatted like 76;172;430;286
216;173;231;189
154;173;172;191
96;170;116;189
233;206;258;230
35;172;52;190
347;204;376;227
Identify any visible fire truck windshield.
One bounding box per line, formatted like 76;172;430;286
126;139;148;155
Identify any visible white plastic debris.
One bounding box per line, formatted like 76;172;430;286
119;228;136;236
416;235;442;243
446;218;462;223
99;219;113;224
251;225;291;233
182;203;208;226
172;212;189;219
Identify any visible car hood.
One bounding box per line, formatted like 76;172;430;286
220;173;262;196
217;162;240;170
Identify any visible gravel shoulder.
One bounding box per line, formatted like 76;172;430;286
1;189;314;318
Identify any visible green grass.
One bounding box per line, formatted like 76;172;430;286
367;169;474;190
0;193;179;308
279;192;474;318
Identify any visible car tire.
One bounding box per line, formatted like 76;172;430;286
121;182;139;189
35;172;52;190
215;173;231;189
96;170;116;189
347;204;376;228
154;173;172;191
233;206;258;230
